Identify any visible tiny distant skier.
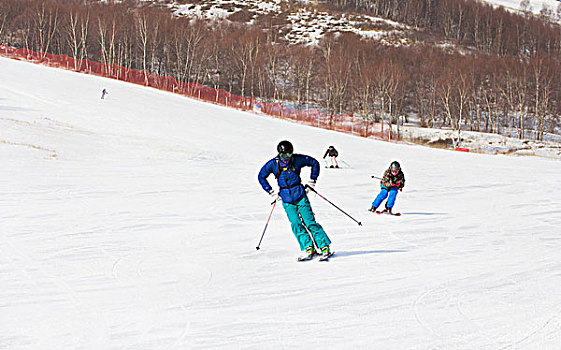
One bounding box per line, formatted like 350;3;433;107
258;140;332;260
101;88;108;100
369;161;405;215
323;145;339;168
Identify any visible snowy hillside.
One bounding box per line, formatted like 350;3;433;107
171;0;411;46
1;57;561;349
168;0;561;46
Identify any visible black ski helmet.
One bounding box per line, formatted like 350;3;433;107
390;161;401;172
277;140;294;154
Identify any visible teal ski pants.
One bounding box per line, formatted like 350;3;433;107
282;195;331;251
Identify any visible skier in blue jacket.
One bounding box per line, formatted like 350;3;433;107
258;140;332;260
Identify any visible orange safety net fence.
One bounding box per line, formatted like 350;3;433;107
1;45;399;142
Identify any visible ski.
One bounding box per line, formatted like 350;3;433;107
297;254;316;262
375;210;401;216
318;251;335;261
297;251;334;261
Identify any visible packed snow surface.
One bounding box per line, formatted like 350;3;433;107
1;57;561;349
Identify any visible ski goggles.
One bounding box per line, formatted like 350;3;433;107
279;152;293;159
391;170;399;175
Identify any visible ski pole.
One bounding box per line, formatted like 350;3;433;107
256;199;278;250
371;175;382;180
305;185;362;226
270;195;281;205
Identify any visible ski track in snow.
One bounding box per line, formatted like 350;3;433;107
2;57;561;349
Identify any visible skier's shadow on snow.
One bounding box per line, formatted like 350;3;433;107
336;250;406;257
401;212;446;216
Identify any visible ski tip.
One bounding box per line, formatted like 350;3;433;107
318;252;335;261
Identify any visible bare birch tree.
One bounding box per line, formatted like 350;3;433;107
34;1;59;57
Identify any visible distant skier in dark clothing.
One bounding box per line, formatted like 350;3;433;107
258;140;332;260
369;161;405;214
101;88;108;99
323;145;339;168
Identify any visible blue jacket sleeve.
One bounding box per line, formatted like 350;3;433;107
258;160;275;192
309;156;320;180
296;154;320;180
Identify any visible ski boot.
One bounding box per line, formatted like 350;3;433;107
381;206;401;216
298;246;316;261
380;207;393;215
368;206;377;212
319;246;333;261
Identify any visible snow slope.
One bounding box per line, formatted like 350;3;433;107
1;56;561;349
